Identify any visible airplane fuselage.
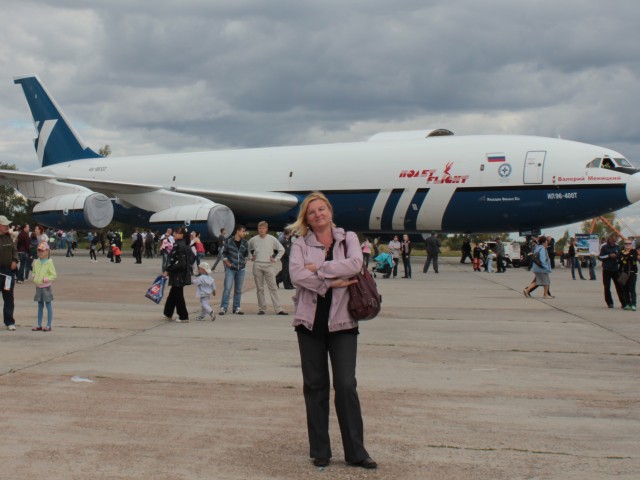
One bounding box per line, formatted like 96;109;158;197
31;134;636;234
6;74;639;238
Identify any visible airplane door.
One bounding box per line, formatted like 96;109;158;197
523;151;546;184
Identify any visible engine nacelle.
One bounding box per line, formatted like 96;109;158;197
33;192;114;229
149;203;235;238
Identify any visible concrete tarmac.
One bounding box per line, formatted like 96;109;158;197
1;250;638;479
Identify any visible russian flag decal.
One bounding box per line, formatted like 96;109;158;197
487;154;506;163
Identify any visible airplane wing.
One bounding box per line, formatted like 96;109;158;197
0;169;299;216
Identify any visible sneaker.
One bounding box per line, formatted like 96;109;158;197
175;318;189;323
258;311;265;315
7;325;16;331
277;311;289;315
633;305;637;311
43;326;51;332
163;316;173;321
194;315;204;321
218;309;226;316
209;312;216;321
233;309;244;315
624;305;631;311
32;326;43;331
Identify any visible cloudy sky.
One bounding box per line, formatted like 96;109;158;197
1;0;639;236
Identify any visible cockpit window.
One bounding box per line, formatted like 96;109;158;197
586;156;637;173
601;157;615;169
615;157;633;168
586;158;601;168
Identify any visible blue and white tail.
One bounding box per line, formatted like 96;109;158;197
14;75;102;167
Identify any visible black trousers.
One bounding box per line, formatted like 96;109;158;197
621;273;637;307
163;286;188;320
423;253;438;273
297;331;369;463
402;254;412;278
1;269;15;326
602;269;625;307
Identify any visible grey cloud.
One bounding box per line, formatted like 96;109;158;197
2;0;640;164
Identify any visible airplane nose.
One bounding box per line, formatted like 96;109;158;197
626;172;640;204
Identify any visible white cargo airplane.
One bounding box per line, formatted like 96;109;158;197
1;74;639;239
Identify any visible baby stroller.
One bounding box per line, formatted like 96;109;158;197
372;252;393;278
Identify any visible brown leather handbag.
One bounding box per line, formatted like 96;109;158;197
343;237;382;320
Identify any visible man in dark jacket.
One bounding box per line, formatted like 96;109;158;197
460;238;472;264
219;225;249;315
423;232;441;273
0;216;18;330
16;223;31;283
599;233;624;308
494;238;506;273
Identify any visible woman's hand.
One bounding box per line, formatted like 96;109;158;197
304;263;317;273
330;278;357;288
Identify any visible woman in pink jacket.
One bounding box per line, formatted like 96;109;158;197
288;192;377;470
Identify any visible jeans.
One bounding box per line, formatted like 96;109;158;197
588;257;597;280
570;257;585;279
17;252;31;282
220;267;246;312
37;301;53;327
161;251;170;272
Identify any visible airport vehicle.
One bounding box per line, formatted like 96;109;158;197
1;75;639;239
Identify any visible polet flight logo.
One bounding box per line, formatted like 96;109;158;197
398;162;469;184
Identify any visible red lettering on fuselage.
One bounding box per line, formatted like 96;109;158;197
398;162;468;184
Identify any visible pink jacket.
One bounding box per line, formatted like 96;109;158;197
290;228;363;332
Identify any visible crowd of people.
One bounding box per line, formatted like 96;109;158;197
3;200;639;471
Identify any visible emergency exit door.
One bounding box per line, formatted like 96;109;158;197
523;151;546;184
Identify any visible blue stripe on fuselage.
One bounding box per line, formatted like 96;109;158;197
246;190;382;232
403;188;430;231
381;189;404;231
442;184;628;233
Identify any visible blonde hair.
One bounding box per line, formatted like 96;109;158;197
287;191;334;237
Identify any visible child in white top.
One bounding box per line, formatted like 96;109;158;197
192;262;216;321
486;250;495;273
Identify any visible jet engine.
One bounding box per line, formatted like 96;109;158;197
149;203;235;238
33;192;114;229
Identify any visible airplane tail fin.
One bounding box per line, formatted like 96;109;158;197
14;75;102;167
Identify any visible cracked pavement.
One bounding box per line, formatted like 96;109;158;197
0;251;638;479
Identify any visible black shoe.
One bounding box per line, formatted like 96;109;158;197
258;311;265;315
277;311;289;315
349;457;377;469
313;458;330;467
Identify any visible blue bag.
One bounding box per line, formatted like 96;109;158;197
145;275;167;304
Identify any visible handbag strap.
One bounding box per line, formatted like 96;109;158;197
341;232;362;274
